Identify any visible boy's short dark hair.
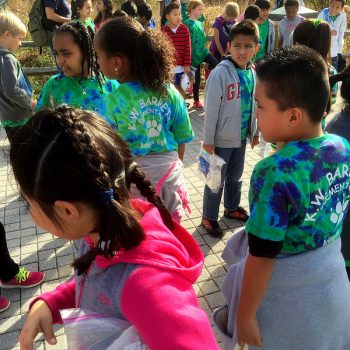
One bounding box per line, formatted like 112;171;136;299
256;46;329;123
255;0;271;10
284;0;299;8
138;3;152;20
228;20;259;44
331;0;345;7
121;0;138;17
244;5;260;21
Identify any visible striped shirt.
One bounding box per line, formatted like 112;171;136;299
163;23;191;67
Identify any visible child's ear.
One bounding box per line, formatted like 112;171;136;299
287;107;303;127
54;200;81;222
254;44;260;55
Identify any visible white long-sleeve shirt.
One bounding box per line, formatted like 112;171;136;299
318;8;347;57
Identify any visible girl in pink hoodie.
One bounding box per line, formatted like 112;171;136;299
10;105;219;350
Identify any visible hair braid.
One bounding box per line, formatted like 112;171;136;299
129;166;174;230
54;22;105;91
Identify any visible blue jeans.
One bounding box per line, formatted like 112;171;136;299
203;142;246;220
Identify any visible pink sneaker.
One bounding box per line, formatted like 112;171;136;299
0;267;45;289
193;101;204;110
0;296;10;312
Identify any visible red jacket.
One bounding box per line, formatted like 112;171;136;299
163;23;191;67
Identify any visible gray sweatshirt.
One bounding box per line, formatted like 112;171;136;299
0;46;32;124
204;57;258;148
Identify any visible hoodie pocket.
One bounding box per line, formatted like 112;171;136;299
216;116;240;142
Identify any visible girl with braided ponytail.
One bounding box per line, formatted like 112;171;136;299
71;0;95;31
12;106;219;350
35;21;118;115
95;17;194;222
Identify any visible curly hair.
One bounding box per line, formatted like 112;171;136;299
10;106;173;274
95;17;175;96
54;21;105;91
94;0;113;25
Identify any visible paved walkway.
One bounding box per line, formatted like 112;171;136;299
0;108;266;349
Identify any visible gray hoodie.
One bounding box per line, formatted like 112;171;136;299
204;57;258;148
0;46;32;124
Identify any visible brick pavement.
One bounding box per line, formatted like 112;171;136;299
0;108;265;349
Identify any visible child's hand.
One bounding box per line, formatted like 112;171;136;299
31;99;37;110
202;144;215;154
19;300;56;350
237;315;262;347
331;29;337;36
251;136;260;149
184;66;190;74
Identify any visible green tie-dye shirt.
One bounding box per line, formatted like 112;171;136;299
246;134;350;254
36;74;119;115
184;19;210;67
72;18;95;31
99;82;194;156
236;67;254;140
256;20;269;60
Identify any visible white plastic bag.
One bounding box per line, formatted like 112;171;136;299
197;146;226;193
234;344;249;350
60;308;149;350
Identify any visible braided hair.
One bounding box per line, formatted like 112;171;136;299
94;0;113;25
10;106;173;274
54;21;105;91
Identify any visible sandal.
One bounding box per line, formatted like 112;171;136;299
224;207;249;222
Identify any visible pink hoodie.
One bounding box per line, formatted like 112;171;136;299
31;199;219;349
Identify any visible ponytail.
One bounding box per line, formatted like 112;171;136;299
96;17;175;96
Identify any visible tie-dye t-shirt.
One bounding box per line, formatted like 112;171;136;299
99;82;194;156
246;134;350;254
236;67;254;141
184;19;210;67
72;18;95;31
36;74;119;115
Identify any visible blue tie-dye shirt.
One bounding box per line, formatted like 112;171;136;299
36;74;119;115
246;134;350;253
99;82;194;156
236;67;254;141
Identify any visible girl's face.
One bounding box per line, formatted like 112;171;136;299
94;40;118;79
96;0;105;14
190;5;203;19
79;0;93;20
166;9;182;27
25;197;98;241
53;33;87;77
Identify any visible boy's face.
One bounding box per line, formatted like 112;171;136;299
254;80;289;142
329;0;343;16
166;9;182;27
5;32;25;52
259;8;269;20
285;5;298;20
228;34;259;69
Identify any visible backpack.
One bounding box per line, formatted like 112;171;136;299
28;0;56;47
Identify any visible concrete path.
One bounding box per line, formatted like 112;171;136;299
0;108;266;349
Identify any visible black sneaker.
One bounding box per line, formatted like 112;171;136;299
201;218;223;238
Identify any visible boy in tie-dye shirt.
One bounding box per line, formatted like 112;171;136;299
215;46;350;349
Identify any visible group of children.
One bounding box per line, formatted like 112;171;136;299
0;0;349;349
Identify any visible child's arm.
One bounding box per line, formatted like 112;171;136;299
121;266;220;349
338;13;347;54
277;23;283;48
237;254;275;347
184;26;192;74
178;143;185;160
19;279;76;350
213;27;225;57
203;71;222;151
1;58;31;110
